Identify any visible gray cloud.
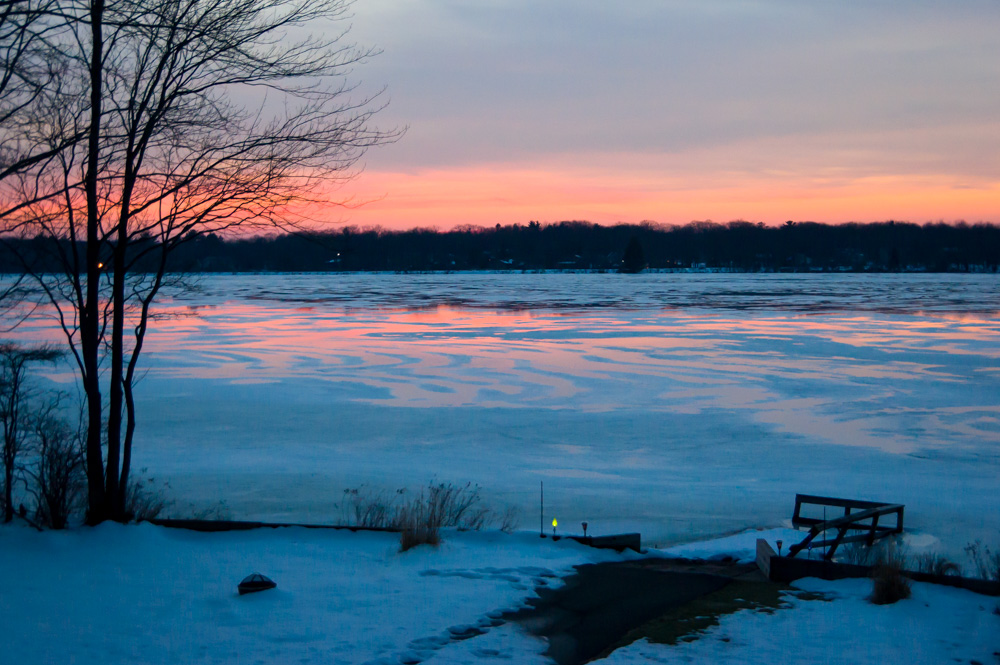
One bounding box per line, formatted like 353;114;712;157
348;0;1000;179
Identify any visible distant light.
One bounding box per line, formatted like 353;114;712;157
552;518;557;528
96;262;104;269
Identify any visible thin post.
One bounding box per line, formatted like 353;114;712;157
539;481;544;537
823;506;827;558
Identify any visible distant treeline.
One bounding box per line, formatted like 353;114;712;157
3;220;999;273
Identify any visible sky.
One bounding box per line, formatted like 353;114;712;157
331;0;1000;230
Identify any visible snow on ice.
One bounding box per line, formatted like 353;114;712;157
9;273;999;554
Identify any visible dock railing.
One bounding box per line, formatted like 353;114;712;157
787;494;904;560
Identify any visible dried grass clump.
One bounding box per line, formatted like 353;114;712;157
393;483;481;552
869;542;911;605
419;482;491;530
399;526;440;551
337;482;520;545
395;499;441;552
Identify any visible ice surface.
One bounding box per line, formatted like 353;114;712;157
164;272;1000;315
9;273;1000;554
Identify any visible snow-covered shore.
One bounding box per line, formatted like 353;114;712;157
1;524;996;664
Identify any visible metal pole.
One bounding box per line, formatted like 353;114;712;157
823;506;827;559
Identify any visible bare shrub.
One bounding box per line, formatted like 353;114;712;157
0;343;62;523
964;540;1000;582
869;542;911;605
497;505;521;534
913;552;960;577
123;470;172;522
25;406;85;529
337;486;404;528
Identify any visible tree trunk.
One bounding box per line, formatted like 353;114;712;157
83;0;107;525
3;462;12;523
105;220;127;519
2;379;15;523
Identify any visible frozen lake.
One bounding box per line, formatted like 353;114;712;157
19;273;1000;552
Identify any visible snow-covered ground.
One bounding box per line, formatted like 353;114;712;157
1;524;996;664
600;576;999;665
10;273;1000;556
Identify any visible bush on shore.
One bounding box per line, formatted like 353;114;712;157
869;542;911;605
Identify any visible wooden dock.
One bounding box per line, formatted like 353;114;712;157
788;494;904;560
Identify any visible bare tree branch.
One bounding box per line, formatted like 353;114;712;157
0;0;397;522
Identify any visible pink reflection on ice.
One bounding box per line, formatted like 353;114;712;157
12;296;999;455
131;302;994;394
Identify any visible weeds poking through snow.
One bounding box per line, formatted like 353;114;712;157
395;497;441;552
838;542;876;566
869;542;911;605
963;540;1000;582
497;505;520;534
124;470;172;522
913;553;960;577
190;499;232;521
335;481;520;550
339;486;402;528
398;525;440;551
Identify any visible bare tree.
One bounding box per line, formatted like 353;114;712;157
3;0;396;522
0;0;74;318
0;0;82;206
0;341;60;521
25;395;85;528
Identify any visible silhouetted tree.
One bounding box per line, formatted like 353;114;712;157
2;219;998;274
26;397;85;529
0;342;60;522
1;0;395;523
620;235;646;273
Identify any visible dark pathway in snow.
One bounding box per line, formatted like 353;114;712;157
507;558;766;665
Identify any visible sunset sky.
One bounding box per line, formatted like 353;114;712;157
335;0;1000;230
